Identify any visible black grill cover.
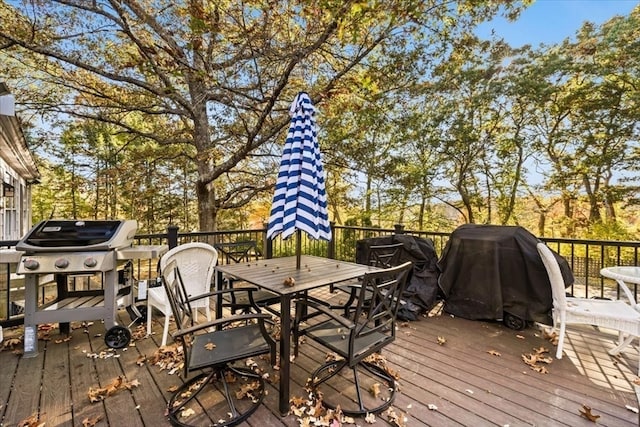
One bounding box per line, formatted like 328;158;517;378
356;234;441;320
437;224;573;325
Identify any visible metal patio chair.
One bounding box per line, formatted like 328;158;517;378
293;261;412;415
332;242;405;316
161;259;276;427
214;241;280;315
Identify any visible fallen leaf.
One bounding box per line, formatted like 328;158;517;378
363;353;400;380
579;405;600;422
365;412;376;423
369;383;381;397
123;378;141;390
16;414;44;427
342;415;355;424
625;404;639;414
428;403;438;410
543;329;559;345
2;337;22;350
383;407;407;427
82;415;102;427
290;395;307;407
531;365;549;374
291;405;306;417
224;370;237;383
437;336;446;345
87;376;140;402
533;346;549;355
487;350;501;357
180;408;195;419
522;348;552;373
204;342;216;350
516;334;525;339
235;381;261;400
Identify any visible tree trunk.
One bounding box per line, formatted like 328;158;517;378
562;193;574;236
190;74;218;232
582;174;602;223
418;195;426;230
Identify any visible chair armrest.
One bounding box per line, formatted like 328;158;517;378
185;286;262;304
172;313;273;338
295;297;355;329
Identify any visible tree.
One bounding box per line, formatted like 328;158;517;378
526;8;640;235
0;0;524;230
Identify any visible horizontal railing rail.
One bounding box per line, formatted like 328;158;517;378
2;224;639;327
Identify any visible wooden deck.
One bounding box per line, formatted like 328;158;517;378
1;295;639;427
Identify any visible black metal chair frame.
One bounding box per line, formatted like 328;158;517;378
293;261;412;416
214;241;280;315
161;259;276;427
332;242;405;317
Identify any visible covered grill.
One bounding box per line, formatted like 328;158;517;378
16;219;138;356
438;224;574;329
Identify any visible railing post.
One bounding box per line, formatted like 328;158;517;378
263;223;273;259
167;225;179;249
394;224;405;235
328;222;336;259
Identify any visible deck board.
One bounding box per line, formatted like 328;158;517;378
40;335;72;427
0;294;638;427
3;351;42;424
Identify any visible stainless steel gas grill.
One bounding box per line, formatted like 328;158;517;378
16;219;138;357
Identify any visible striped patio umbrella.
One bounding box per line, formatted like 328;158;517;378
267;92;331;268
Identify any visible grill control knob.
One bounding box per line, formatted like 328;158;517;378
55;258;70;269
23;258;40;270
84;257;98;268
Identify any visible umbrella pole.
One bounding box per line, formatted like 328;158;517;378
296;229;302;269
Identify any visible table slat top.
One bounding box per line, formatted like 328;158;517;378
216;255;377;295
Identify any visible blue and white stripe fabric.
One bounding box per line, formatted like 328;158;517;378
267;92;331;241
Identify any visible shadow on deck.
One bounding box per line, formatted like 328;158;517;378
0;297;638;427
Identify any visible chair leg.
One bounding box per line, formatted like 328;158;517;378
608;334;636;356
167;366;265;427
342;288;358;317
146;301;153;338
556;321;566;359
307;359;396;416
161;314;171;347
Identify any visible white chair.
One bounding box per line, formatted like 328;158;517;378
147;242;218;346
536;242;640;370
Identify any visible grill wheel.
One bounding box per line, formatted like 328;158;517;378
104;325;131;349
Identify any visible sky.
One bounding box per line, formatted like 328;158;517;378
476;0;638;47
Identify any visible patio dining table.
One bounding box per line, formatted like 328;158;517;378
215;255;378;416
600;266;640;303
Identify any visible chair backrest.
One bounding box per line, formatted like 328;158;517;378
536;243;567;310
161;259;196;330
366;242;404;268
160;242;218;301
214;240;260;264
350;261;413;361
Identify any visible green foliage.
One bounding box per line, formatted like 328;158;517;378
585;221;636;241
3;2;639;239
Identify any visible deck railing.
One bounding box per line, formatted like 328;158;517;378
2;224;639;327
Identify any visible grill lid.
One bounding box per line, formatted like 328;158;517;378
16;219;138;252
